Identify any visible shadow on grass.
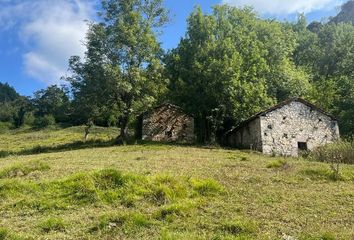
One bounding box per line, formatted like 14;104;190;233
0;139;231;159
0;139;116;158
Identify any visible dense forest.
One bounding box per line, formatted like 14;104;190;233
1;0;353;142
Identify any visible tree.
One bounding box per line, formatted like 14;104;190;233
293;17;354;137
32;85;70;123
166;6;310;143
67;0;169;143
0;82;20;103
12;97;32;128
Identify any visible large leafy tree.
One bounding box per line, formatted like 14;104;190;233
166;6;310;143
68;0;169;142
293;15;354;137
32;85;70;123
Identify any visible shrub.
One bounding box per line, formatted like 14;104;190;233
23;112;35;126
0;151;10;158
309;140;354;165
33;115;55;129
38;217;66;233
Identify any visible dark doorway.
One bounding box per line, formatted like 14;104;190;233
298;142;308;151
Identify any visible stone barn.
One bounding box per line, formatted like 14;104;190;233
225;98;340;156
140;103;195;143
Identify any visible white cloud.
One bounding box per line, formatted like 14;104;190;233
0;0;95;84
221;0;344;15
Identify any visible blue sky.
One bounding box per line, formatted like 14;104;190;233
0;0;345;96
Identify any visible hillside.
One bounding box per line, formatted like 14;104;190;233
0;127;353;240
329;0;354;25
0;83;20;103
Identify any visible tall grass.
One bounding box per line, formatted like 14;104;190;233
309;140;354;165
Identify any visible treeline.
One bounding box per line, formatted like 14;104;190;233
1;0;353;142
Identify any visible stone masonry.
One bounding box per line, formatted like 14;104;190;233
225;98;340;157
142;104;195;143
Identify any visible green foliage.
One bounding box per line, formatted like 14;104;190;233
309;140;354;164
0;82;20;103
166;6;311;142
33;114;56;129
67;0;169;141
32;85;70;123
293;16;354;137
38;217;66;233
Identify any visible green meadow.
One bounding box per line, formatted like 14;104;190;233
0;126;353;240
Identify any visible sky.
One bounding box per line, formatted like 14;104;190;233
0;0;346;96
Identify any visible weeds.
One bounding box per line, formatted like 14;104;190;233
189;179;224;196
266;159;289;169
309;140;354;165
38;217;66;233
219;218;256;236
0;228;8;240
300;168;344;181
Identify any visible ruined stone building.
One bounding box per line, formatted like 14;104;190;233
225;98;340;156
140;104;195;143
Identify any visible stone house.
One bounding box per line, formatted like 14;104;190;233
225;98;340;156
140;103;195;143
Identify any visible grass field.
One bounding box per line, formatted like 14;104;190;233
0;126;353;240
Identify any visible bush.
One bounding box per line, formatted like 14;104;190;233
33;115;55;129
309;140;354;165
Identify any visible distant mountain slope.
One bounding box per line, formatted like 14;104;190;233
0;82;20;103
330;0;354;25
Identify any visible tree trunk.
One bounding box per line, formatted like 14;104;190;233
84;120;93;141
116;114;130;145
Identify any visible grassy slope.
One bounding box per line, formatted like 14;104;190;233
0;126;353;240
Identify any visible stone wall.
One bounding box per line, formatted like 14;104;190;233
226;100;340;157
260;101;340;156
227;118;262;151
142;104;195;143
